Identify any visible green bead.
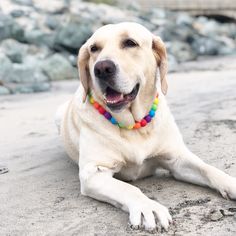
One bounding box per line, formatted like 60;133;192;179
152;104;157;111
118;123;125;128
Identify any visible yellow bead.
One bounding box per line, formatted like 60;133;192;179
89;97;94;104
154;98;159;105
127;125;133;130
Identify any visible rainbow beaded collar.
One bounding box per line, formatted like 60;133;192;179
88;93;159;130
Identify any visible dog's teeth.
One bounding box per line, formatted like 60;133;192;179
103;93;107;100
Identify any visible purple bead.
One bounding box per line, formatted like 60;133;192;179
104;111;112;120
144;115;152;123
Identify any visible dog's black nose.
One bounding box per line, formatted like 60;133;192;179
94;60;116;80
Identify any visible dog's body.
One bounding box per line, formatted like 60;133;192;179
56;22;236;231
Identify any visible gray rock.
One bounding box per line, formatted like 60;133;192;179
196;20;220;37
0;39;28;63
14;85;34;93
45;15;60;30
54;20;93;52
176;13;194;26
0;165;9;174
33;0;68;14
24;30;55;48
167;53;178;72
0;13;24;42
11;22;25;42
14;82;51;93
0;86;10;95
209;210;223;222
191;37;228;56
67;54;78;67
156;23;197;43
0;53;13;83
150;8;167;19
31;82;51;92
41;54;77;81
10;9;25;18
0;14;13;40
12;0;33;6
9;64;36;83
168;41;197;63
9;64;48;84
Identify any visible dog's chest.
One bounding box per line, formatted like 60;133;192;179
115;156;158;181
119;129;160;165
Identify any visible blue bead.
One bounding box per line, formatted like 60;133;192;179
149;110;155;117
110;117;117;124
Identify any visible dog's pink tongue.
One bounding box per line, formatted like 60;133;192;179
105;87;123;104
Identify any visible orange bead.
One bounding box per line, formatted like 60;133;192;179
140;119;147;127
93;102;100;109
134;122;141;129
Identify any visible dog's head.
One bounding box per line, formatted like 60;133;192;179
78;22;167;113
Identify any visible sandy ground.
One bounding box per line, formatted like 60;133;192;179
1;57;236;236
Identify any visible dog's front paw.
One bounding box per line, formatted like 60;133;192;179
220;177;236;200
128;198;172;231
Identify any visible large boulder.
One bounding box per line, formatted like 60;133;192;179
8;64;48;84
41;54;77;81
0;86;10;95
54;17;93;53
0;53;13;83
0;39;28;63
191;36;234;56
0;13;24;42
168;41;197;63
24;30;55;48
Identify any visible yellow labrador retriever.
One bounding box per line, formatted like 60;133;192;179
56;22;236;231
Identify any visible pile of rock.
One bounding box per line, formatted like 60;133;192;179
0;0;235;95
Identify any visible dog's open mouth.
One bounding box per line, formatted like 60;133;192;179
103;83;139;110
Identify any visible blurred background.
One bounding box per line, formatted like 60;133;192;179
0;0;236;95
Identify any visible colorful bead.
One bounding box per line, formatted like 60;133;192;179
89;97;95;104
140;119;147;127
98;107;105;114
88;92;158;130
104;111;112;120
145;115;152;123
118;123;125;128
110;117;117;124
134;122;141;129
152;104;157;111
154;98;159;105
149;110;155;117
93;102;100;109
127;125;134;130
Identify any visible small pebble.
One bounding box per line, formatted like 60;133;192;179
209;210;223;221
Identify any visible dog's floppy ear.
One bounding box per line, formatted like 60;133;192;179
78;43;90;102
152;36;168;95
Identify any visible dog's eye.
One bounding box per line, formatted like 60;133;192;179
90;45;99;53
122;39;139;48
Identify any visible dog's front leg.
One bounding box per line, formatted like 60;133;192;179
79;162;172;231
160;145;236;200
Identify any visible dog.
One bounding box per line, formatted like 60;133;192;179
55;22;236;231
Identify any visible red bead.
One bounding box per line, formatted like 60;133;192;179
134;122;141;129
140;119;147;127
98;106;105;114
93;102;100;109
